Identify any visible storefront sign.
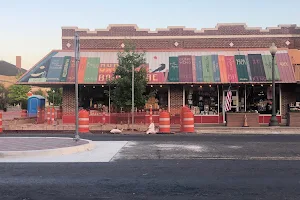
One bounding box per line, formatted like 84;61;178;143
168;57;179;82
202;55;214;82
179;55;193;82
46;57;64;82
67;57;75;82
84;57;100;82
212;55;221;82
235;55;249;82
225;56;238;82
248;54;267;82
195;56;203;82
78;57;87;83
60;56;71;82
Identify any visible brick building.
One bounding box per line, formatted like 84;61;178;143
18;23;300;125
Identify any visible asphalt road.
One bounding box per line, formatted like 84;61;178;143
1;134;300;199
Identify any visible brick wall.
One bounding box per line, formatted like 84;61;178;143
281;84;297;119
62;85;75;115
170;85;183;115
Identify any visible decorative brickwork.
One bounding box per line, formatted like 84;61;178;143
62;86;75;115
62;24;300;50
62;24;300;37
170;85;183;115
62;37;296;50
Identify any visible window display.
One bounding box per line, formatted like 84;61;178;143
185;86;219;115
246;85;280;114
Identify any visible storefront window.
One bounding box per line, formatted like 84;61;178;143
246;85;280;114
185;85;218;115
146;86;168;113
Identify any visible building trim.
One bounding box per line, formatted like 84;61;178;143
62;34;300;40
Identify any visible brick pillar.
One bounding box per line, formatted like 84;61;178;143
170;85;183;115
281;84;296;119
62;85;75;115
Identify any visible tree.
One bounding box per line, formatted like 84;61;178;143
8;84;31;109
108;41;148;112
33;89;45;96
0;84;9;111
47;88;62;106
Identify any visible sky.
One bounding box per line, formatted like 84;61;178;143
1;0;300;69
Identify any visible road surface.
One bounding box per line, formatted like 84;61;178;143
1;134;300;199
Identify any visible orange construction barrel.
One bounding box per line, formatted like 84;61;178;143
159;111;170;133
21;109;27;118
79;109;89;133
0;112;2;133
180;106;190;131
182;111;194;133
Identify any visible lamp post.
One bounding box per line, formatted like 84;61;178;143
269;43;279;126
74;32;80;140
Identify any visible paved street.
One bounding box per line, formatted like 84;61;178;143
1;134;300;199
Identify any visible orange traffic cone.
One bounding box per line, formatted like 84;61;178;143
243;114;249;127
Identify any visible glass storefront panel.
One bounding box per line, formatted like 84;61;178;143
185;85;219;115
246;85;280;114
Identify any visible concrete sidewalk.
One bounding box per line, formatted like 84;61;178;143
0;137;95;157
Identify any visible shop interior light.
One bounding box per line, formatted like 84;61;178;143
102;85;104;87
150;85;153;87
261;84;263;87
209;85;212;87
191;85;193;87
93;86;95;88
83;85;86;88
252;84;254;87
160;85;162;87
270;84;272;86
199;85;202;88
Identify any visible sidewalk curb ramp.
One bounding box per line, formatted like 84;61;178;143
0;137;96;158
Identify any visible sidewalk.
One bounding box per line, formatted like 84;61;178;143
0;137;95;157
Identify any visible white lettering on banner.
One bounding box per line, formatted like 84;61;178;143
236;59;246;65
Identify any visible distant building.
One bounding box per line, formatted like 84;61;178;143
0;56;26;87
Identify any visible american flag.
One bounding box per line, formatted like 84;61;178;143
224;88;232;112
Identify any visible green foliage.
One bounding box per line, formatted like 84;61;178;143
47;88;62;106
8;85;31;108
33;89;44;96
108;41;148;111
0;84;9;111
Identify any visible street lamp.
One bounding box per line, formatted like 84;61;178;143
269;43;279;126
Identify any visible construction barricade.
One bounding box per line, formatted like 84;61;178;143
159;111;170;133
79;109;89;133
180;106;190;131
182;111;195;133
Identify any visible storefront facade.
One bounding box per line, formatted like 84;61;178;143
18;24;300;125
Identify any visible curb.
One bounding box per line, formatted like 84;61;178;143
0;137;96;158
